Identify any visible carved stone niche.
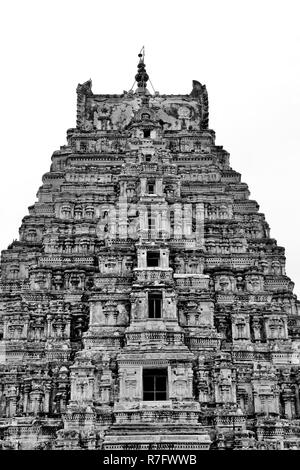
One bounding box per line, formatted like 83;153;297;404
163;291;176;320
129;291;147;322
52;271;64;290
24;228;38;242
253;383;280;416
64;270;86;291
169;364;193;400
98;254;133;276
118;366;140;401
250;316;262;342
214;273;236;293
237;385;252;414
90;301;129;327
214;367;237;404
7;263;20;280
231;314;250;341
51;314;70;340
5;319;25;340
28;316;46;341
264;315;288;341
179;300;214;327
245;273;264;293
271;260;282;275
74;205;83;220
196;367;211;404
259;258;269;274
29;268;52;290
173;255;185;273
60;203;73;219
69;359;95;404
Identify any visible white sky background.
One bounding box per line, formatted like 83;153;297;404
0;0;299;295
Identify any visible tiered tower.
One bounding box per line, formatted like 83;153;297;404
1;53;300;450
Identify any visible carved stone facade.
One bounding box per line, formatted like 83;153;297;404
1;55;300;450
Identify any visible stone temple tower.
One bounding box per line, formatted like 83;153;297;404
1;52;300;450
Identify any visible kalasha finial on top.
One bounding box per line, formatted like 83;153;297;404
135;47;149;92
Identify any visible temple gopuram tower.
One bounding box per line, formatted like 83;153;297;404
1;52;300;450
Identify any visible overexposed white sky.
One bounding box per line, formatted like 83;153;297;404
0;0;299;295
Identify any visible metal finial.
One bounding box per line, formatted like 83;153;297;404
135;47;148;90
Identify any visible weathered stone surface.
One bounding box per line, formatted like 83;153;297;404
0;54;300;450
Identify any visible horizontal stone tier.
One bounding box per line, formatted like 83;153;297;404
83;336;124;349
173;155;215;165
168;239;202;249
181;184;226;194
94;276;133;288
126;331;185;345
134;269;173;285
63;411;113;425
174;273;209;290
185;336;221;349
138;229;171;240
4;425;59;438
114;409;200;424
67;155;124;165
28;205;54;216
216;294;272;303
265;278;294;292
59;184;115;193
256;427;285;438
232;349;300;364
205;256;257;268
0;281;30;293
105;238;136;248
103;431;211;450
233;201;259;213
38;256;95;266
213;414;246;428
0;345;71;364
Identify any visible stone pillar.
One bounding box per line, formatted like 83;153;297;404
22;315;30;340
6;386;17;417
183;204;192;238
195;203;205;247
282;388;294;419
173;203;182;238
118;196;128;239
161;208;169;237
44;383;52;414
30;389;43;414
23;382;30;415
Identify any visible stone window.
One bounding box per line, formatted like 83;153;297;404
147;180;155;194
147;251;160;267
148;292;162;318
143;368;167;401
143;129;151;138
148;209;155;230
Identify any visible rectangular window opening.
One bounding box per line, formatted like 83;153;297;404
147;251;160;267
147;181;155;194
143;368;167;401
148;292;162;318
